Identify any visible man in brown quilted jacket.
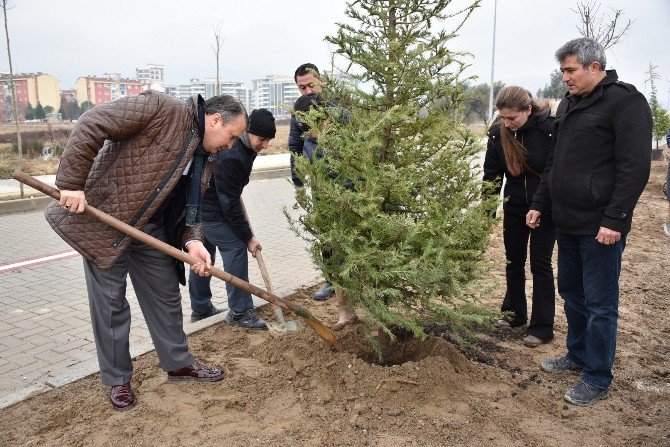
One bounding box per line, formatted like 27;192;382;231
44;91;247;411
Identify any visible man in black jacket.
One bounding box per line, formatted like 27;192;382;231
289;62;334;301
188;109;276;329
527;37;652;406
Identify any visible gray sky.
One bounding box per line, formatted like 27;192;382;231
2;0;668;107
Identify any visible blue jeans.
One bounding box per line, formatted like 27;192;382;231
188;221;253;315
556;231;626;389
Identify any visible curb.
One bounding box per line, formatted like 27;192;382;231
0;167;291;216
0;195;53;215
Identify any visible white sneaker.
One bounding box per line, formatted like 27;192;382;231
664;222;670;236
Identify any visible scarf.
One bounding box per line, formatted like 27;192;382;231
185;100;207;227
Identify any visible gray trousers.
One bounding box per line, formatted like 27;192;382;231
83;222;195;386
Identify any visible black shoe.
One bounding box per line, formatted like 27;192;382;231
225;309;268;330
190;306;223;323
540;356;583;375
314;282;334;301
564;380;609;406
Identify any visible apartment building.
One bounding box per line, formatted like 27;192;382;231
136;63;164;84
167;78;251;111
0;72;61;111
0;83;8;122
250;75;300;119
75;75;143;106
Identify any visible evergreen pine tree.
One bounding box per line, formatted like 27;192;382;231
288;0;497;359
537;69;568;99
24;102;34;121
35;102;45;120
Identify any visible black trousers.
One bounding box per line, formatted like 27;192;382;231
502;208;556;340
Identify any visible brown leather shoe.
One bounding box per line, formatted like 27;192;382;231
167;361;225;382
110;383;137;411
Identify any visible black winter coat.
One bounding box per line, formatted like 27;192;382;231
201;136;256;242
288;115;305;187
531;70;652;235
484;111;554;214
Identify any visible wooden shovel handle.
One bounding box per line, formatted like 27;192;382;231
240;198;275;295
13;170;339;348
254;251;275;295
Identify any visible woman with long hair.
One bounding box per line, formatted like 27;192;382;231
484;86;556;347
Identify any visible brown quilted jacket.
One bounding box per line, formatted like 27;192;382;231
45;91;207;269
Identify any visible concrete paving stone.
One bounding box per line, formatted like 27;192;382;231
45;358;82;374
3;311;35;324
52;339;89;354
32;350;69;364
0;336;30;351
8;319;35;331
0;361;21;374
45;331;80;344
15;325;52;339
22;340;56;357
4;353;40;368
14;368;50;384
0;325;23;338
58;348;95;363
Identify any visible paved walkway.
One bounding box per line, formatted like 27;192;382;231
0;162;321;408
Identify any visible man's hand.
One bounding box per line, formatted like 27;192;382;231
187;241;212;276
526;210;542;229
59;190;87;214
247;237;262;258
595;226;621;245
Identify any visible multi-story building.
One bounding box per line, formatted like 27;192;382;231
250;75;299;119
0;83;8;122
136;63;164;84
167;78;251;111
75;76;143;106
0;72;61;116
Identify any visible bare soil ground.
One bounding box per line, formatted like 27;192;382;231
1;162;668;447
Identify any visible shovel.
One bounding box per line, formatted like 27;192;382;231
13;170;339;349
240;198;298;334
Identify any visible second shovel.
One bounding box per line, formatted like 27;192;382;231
241;198;298;333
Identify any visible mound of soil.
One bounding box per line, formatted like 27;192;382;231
1;162;669;447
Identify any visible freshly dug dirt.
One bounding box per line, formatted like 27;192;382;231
1;161;668;447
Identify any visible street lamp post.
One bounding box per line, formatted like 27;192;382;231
487;0;498;123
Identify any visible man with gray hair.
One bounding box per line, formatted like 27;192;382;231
45;91;248;411
527;37;652;406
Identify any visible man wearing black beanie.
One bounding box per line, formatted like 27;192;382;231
189;108;276;329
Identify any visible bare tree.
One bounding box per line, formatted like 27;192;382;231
2;0;23;197
571;1;634;50
211;22;223;96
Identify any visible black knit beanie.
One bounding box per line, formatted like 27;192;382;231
247;108;276;139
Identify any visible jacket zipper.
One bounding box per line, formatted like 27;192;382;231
112;126;197;248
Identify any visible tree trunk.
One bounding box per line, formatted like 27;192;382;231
2;0;23;198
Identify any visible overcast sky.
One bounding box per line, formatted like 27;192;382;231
2;0;668;107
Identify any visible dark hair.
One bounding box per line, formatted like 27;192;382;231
203;95;248;126
555;37;606;70
294;63;320;83
293;93;325;113
495;86;549;177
